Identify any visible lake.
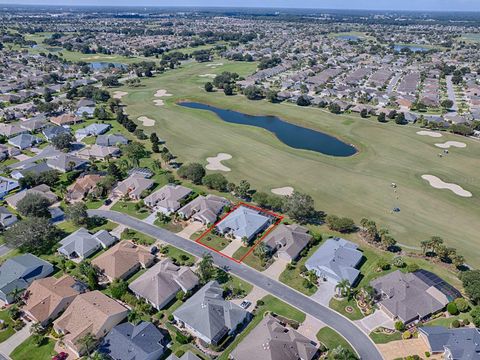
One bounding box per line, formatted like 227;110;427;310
89;62;127;70
337;35;360;41
393;44;431;52
179;102;357;157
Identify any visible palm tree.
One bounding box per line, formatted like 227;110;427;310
78;332;96;357
430;236;444;255
8;287;24;303
253;242;270;262
152;159;162;171
330;345;358;360
335;280;351;299
420;239;431;255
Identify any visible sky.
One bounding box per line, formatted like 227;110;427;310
1;0;480;12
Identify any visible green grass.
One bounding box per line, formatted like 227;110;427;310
122;229;156;246
194;232;232;251
424;312;472;327
117;59;480;268
111;201;150;219
223;274;254;296
0;310;16;343
10;336;56;360
316;327;355;353
154;219;184;233
329;298;364;321
369;330;403;344
162;245;196;265
232;245;267;271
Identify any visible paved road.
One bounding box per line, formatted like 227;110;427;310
0;245;12;258
89;209;383;360
387;73;402;95
446;75;459;112
7;145;60;170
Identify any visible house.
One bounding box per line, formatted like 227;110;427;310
53;290;128;357
0;176;20;198
0;254;53;304
419;326;480;360
166;352;202;360
10;161;53;180
215;206;272;242
173;281;249;345
177;194;229;224
263;224;312;262
0;123;27;138
50;113;81;126
42;126;71;141
370;270;461;325
67;174;104;201
144;184;192;214
8;133;42;149
75;106;95;118
46;153;88;172
75;123;111;141
112;174;154;200
0;206;18;229
305;237;363;286
92;241;155;282
129;258;199;310
100;322;168;360
58;228;117;260
230;314;319;360
6;184;57;209
96;133;129;147
77;144;121;160
20;117;48;132
23;275;87;326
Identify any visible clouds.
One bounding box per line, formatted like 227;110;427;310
2;0;480;11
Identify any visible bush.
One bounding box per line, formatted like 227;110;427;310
256;300;264;307
406;263;420;273
395;321;405;332
462;318;470;326
447;302;459;315
167;314;174;322
454;298;470;313
425;352;431;358
176;332;190;344
402;331;412;339
451;319;460;328
175;350;185;358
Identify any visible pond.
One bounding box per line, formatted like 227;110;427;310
337;35;360;41
393;44;431;52
179;102;357;157
89;62;127;70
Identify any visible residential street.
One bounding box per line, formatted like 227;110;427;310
446;75;459;112
89;209;383;360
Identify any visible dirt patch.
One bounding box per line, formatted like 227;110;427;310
435;141;467;149
138;116;155;127
416;130;443;138
206;153;232;172
112;91;128;99
154;89;172;97
422;174;472;197
271;186;294;196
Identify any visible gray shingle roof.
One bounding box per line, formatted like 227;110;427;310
263;224;311;261
215;206;271;241
58;227;116;259
419;326;480;360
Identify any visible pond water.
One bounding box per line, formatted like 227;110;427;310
337;35;360;41
179;102;357;157
393;44;431;52
89;62;127;70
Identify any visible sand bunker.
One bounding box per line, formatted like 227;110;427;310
416;130;443;138
138;116;155;127
422;175;472;197
153;99;165;107
199;73;216;78
435;141;467;149
205;63;223;67
271;187;294;196
154;89;172;97
206;153;232;172
113;91;128;99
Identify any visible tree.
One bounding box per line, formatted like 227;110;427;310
150;132;159;144
51;133;75;151
204;82;214;92
447;302;459;315
360;108;368;118
223;83;234;96
282;192;315;223
78;332;97;357
8;287;24;303
335;279;352;298
266;90;278;103
65;202;88;226
253;242;271;263
177;163;205;184
395;112;407;125
330;345;358;360
244;85;263;100
395;321;405;332
441;99;454;109
102;76;120;87
5;217;59;255
325;215;356;233
236;180;251;199
198;253;215;283
107;162;122;180
430;236;444;256
377;112;386;122
122;142;146;167
454;297;470;313
461;270;480;304
17;193;51;218
296;95;311;107
202;173;228;191
329;103;341;114
109;279;128;299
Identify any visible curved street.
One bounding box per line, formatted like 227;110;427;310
89;209;383;360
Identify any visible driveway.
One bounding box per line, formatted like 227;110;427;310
177;221;204;240
297;314;326;341
89;210;383;360
262;258;287;280
311;281;336;306
355;309;394;333
143;211;158;225
0;245;12;258
221;240;241;257
0;321;32;358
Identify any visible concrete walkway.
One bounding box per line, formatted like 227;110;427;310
0;322;32;358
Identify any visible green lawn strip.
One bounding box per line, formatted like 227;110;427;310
329;298;364;321
316;327;355;354
423;312;472;327
86;199;104;209
222;274;253;296
369;330;403;344
122;229;156;246
111;201;150;219
163;245;196;266
195;232;232;251
154;219;184;233
0;310;16;343
219;295;306;360
232;246;266;271
10;336;56;360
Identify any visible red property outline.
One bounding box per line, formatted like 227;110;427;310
195;202;283;263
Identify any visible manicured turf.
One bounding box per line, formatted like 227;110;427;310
369;330;403;344
0;310;15;343
196;232;232;251
316;327;356;354
162;245;196;266
329;298;364;321
111;201;150;219
10;336;56;360
116;59;480;267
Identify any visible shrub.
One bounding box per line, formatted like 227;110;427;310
256;300;264;307
463;318;470;326
167;314;174;322
402;331;412;339
406;263;420;273
425;352;431;358
451;319;460;328
454;298;470;313
447;302;459;315
175;350;185;358
395;321;405;332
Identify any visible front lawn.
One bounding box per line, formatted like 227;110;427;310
316;327;355;354
196;232;232;251
111;201;150;219
161;245;196;266
329;297;364;321
11;336;56;360
232;245;267;271
369;330;403;344
154;219;184;233
121;229;156;246
0;310;16;343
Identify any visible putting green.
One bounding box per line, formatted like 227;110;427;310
117;60;480;267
